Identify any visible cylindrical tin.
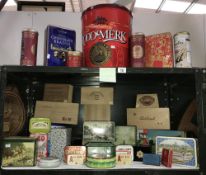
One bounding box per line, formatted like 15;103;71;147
82;4;132;67
130;32;145;67
20;29;38;66
66;51;82;67
174;32;192;68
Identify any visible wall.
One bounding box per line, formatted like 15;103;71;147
0;11;205;67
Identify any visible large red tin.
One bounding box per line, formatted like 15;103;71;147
82;4;132;67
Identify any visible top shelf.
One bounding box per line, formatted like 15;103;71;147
1;66;201;75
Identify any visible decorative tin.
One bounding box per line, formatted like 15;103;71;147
136;94;159;108
2;137;37;167
64;146;86;165
130;32;145;67
29;118;51;134
66;51;82;67
82;4;132;67
115;126;136;146
143;153;161;166
30;133;48;160
83;121;115;145
174;31;192;68
156;136;198;167
45;25;76;66
86;142;116;168
48;128;72;160
20;29;38;66
145;32;174;67
133;145;152;161
161;148;173;168
137;129;186;147
116;145;133;165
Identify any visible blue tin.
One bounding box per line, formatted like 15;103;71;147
143;153;161;166
45;25;76;66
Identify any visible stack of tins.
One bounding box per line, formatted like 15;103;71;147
82;4;132;67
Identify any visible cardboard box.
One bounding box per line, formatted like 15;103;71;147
81;87;113;105
83;104;111;121
136;94;159;108
127;108;170;129
34;101;79;125
43;83;73;102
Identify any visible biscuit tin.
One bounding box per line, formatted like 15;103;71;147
156;136;197;167
45;25;76;66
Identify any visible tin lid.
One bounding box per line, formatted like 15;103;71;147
39;157;60;163
22;28;38;33
174;31;190;37
132;32;145;36
82;3;132;18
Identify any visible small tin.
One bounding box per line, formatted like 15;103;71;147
161;148;173;168
20;29;38;66
66;51;82;67
29;118;51;134
86;142;116;168
116;145;133;165
130;32;145;67
174;31;192;68
64;146;86;165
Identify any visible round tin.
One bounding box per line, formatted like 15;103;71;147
66;51;82;67
130;32;145;67
38;157;61;168
82;4;132;67
174;31;192;68
20;29;38;66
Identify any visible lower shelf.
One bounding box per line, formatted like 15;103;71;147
2;161;199;170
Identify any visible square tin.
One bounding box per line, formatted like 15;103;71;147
115;126;136;146
45;25;76;66
83;121;115;145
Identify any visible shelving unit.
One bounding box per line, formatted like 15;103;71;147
0;66;205;175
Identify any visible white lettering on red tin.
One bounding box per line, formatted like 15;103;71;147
83;30;127;44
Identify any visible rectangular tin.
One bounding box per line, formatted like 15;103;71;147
83;121;115;145
161;148;173;168
115;126;136;146
30;133;48;160
45;25;76;66
156;136;198;167
64;146;86;165
2;137;37;167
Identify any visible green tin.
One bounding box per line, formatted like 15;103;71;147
29;118;51;134
86;142;116;168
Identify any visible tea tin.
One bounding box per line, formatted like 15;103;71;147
29;118;51;134
116;145;133;165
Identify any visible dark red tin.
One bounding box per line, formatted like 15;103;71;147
82;4;132;67
130;32;145;67
20;29;38;66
